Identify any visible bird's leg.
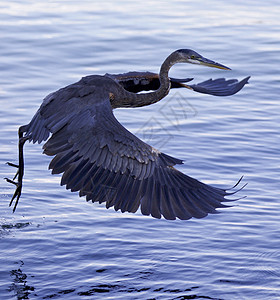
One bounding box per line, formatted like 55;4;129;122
5;126;29;212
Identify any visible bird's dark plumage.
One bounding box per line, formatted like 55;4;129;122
6;49;248;219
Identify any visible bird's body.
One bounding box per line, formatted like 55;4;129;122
6;49;248;219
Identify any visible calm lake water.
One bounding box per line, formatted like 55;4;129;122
1;1;280;299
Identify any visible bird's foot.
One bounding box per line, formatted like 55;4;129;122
6;162;20;180
5;128;29;212
5;163;23;212
5;178;23;213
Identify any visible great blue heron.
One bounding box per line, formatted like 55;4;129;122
6;49;249;220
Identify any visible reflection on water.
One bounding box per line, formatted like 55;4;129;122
1;223;30;230
1;0;280;299
8;261;35;300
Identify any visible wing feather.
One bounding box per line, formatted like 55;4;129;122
23;76;240;220
150;181;161;219
188;76;250;96
159;184;176;220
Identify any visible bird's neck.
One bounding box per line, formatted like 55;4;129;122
111;55;175;109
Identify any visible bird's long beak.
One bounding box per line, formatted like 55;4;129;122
189;56;231;70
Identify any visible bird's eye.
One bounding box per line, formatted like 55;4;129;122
191;55;196;59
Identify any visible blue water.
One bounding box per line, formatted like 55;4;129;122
1;1;280;299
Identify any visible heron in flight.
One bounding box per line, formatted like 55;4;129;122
6;49;249;220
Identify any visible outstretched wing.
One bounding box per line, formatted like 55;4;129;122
24;86;238;220
187;76;250;96
107;72;250;96
106;71;193;93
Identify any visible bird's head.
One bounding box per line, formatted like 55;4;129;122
176;49;231;70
